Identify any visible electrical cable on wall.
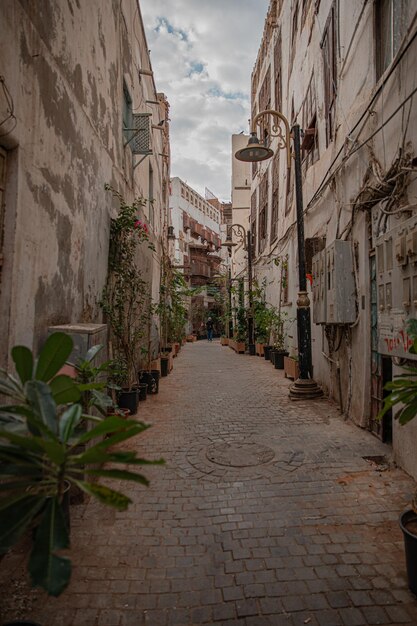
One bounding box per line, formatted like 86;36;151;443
0;75;16;138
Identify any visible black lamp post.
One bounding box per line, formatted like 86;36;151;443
235;111;322;398
222;224;255;353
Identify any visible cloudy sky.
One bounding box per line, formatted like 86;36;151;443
140;0;270;202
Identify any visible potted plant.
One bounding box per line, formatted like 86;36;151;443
284;353;299;380
100;185;155;411
269;310;290;369
378;318;417;595
0;332;163;597
233;302;247;354
74;344;115;416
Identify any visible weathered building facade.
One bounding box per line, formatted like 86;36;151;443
0;0;170;366
230;134;251;281
250;0;417;478
169;177;226;333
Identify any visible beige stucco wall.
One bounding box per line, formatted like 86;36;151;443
0;0;169;366
250;0;417;479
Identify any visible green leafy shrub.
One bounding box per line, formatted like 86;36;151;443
0;333;163;596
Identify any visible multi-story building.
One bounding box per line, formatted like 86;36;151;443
250;0;417;479
169;177;226;333
0;0;170;364
230;134;252;281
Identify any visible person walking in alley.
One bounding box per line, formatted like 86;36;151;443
206;317;214;341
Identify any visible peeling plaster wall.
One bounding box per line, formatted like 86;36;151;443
0;0;169;366
251;0;417;479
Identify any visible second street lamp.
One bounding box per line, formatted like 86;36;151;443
222;224;255;353
235;110;323;399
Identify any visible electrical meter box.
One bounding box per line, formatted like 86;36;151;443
312;240;356;324
47;323;108;365
312;249;326;324
376;215;417;360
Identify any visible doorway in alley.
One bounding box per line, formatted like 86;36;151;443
369;252;392;443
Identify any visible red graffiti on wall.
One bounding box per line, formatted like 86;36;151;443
383;328;413;353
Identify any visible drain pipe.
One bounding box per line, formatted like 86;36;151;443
322;351;343;413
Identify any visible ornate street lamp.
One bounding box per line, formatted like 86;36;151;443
235;110;323;399
222;224;255;353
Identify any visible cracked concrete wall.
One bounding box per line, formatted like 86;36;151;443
0;0;170;366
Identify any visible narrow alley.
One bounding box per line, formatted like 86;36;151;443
1;340;416;626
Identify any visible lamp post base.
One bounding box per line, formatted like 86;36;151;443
289;377;323;400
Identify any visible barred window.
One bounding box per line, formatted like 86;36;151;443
321;1;338;147
274;33;282;112
301;74;319;171
258;172;269;253
270;151;280;242
376;0;409;79
259;67;271;147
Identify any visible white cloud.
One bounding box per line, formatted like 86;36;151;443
140;0;269;201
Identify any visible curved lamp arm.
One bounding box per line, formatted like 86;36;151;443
252;109;292;170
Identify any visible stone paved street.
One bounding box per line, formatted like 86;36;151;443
1;340;417;625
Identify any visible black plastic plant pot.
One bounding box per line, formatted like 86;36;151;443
118;388;139;415
138;383;148;401
400;509;417;595
248;344;256;356
139;370;160;394
160;356;169;377
263;345;273;361
274;350;289;369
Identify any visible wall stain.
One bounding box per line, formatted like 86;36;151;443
18;0;58;48
39;168;76;214
87;70;99;124
25;172;56;222
34;274;72;352
56;212;72;283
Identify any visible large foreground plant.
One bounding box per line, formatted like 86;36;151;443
0;332;163;596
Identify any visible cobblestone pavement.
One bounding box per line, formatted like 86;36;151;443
1;340;417;625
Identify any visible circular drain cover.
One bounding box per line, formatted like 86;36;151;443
206;442;275;467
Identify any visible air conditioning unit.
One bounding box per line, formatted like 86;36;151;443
48;323;107;365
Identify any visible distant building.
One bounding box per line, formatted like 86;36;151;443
169;177;227;333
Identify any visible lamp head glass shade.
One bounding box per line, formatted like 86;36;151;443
221;238;237;248
235;132;274;162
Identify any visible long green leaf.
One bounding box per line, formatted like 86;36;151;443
59;404;82;443
35;333;73;382
84;468;149;486
37;439;66;465
0;404;33;419
0;495;46;552
50;375;81;405
0;429;45;453
77;415;148;444
29;497;71;596
82;344;103;364
0;368;25;390
77;382;107;392
25;381;58;434
11;345;34;384
75;480;131;510
398;401;417;425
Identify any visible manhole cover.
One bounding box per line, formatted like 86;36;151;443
206;442;275;467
